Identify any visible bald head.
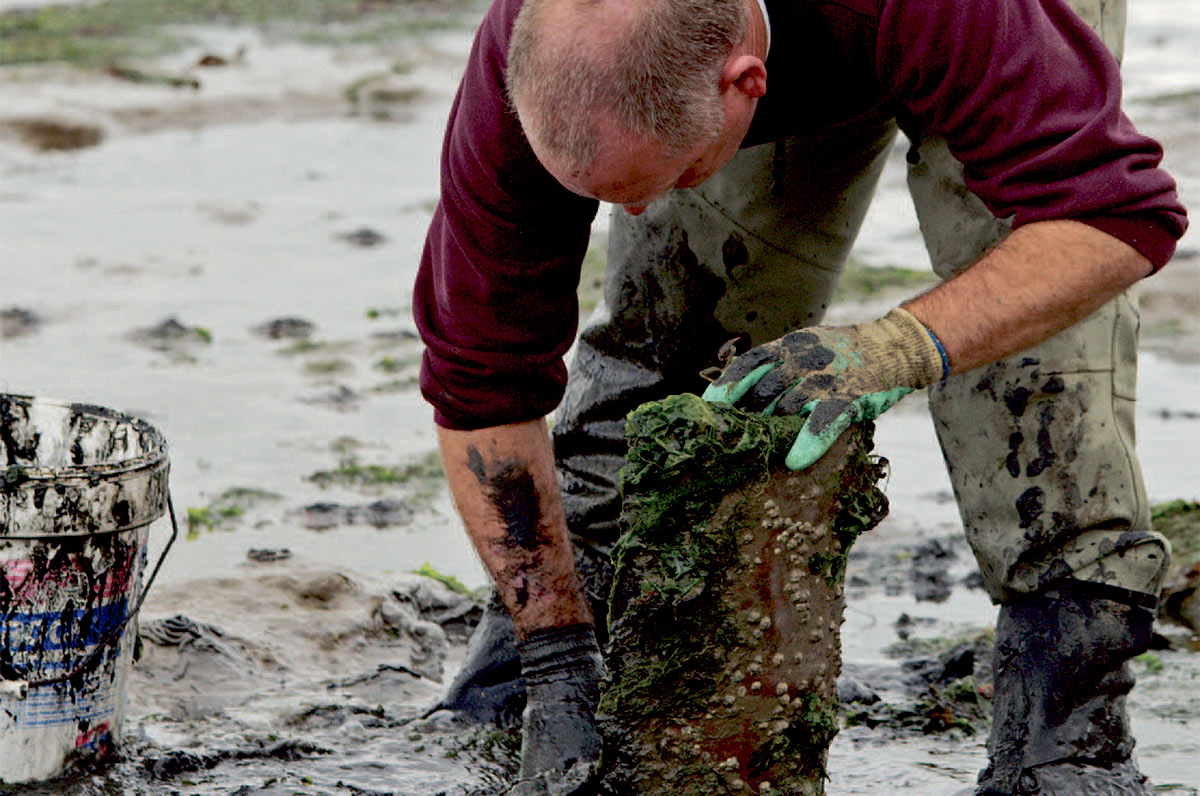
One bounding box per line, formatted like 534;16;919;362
507;0;748;175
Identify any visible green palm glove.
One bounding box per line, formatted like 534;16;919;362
701;307;946;470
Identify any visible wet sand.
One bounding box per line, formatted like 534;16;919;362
0;3;1197;793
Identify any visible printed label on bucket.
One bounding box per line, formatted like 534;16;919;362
1;544;135;729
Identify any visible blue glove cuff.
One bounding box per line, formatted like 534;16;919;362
926;325;951;381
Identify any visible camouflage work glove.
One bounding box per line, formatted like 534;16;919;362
702;307;947;470
516;624;603;782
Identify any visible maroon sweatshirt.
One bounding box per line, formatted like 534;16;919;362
415;0;1188;431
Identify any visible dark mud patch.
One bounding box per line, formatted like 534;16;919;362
840;628;995;740
346;73;424;122
291;497;415;530
847;532;976;600
910;538;958;603
0;306;41;338
336;227;387;248
253;316;316;340
126;316;213;360
0;117;104;151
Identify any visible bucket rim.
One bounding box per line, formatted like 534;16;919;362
0;393;169;487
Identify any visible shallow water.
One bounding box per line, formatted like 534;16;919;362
0;5;1197;794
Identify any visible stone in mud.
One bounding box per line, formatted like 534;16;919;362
596;394;888;795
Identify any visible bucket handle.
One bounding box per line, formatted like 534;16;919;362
1;492;180;697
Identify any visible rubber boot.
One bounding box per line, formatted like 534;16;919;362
429;545;615;728
426;592;526;728
973;579;1157;795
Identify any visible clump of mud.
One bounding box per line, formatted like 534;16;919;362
253;316;317;340
291;497;415;530
0;117;104;151
126;316;213;362
0;306;41;338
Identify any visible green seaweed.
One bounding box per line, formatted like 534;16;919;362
0;0;485;66
602;396;805;718
309;452;443;489
185;486;282;538
832;259;937;303
1152;499;1199;564
410;563;473;596
1133;652;1164;674
883;626;994;660
304;358;353;375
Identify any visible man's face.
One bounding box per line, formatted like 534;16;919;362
534;102;755;216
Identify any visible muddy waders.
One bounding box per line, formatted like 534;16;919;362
435;1;1170;790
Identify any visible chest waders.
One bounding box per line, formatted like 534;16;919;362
436;1;1167;792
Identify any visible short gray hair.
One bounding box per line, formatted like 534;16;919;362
507;0;747;169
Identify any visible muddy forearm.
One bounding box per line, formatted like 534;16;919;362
437;418;592;639
904;220;1153;374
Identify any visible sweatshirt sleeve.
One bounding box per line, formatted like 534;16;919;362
414;0;599;430
876;0;1187;269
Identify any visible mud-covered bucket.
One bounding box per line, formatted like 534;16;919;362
0;394;177;783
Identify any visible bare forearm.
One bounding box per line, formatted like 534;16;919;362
905;220;1153;374
437;418;592;639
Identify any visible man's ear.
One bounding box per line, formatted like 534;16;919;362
721;55;767;99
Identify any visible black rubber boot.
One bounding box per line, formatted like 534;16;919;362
974;579;1157;795
429;545;615;728
426;592;526;728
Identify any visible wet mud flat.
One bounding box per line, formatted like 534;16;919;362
3;503;1197;796
0;0;1197;793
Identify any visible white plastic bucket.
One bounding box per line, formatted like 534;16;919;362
0;394;175;784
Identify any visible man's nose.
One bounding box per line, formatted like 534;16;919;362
622;204;648;216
